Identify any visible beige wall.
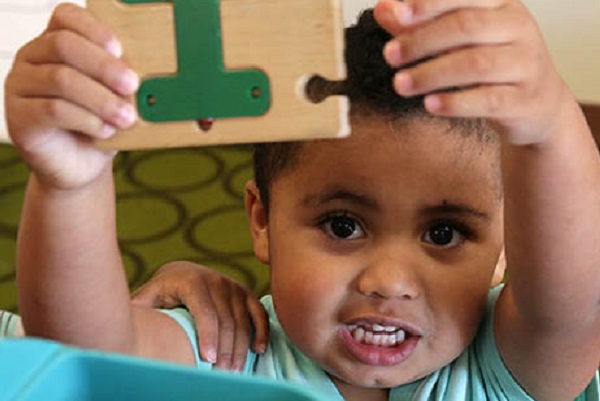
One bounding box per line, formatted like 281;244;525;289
524;0;600;105
1;0;598;142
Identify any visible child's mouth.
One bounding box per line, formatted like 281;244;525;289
340;322;420;366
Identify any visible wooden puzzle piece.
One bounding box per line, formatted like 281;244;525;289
87;0;349;150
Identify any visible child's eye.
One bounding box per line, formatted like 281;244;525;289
422;223;465;248
321;214;365;240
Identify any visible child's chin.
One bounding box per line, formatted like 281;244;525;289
327;366;421;389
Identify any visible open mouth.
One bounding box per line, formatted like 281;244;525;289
340;321;420;366
346;323;406;347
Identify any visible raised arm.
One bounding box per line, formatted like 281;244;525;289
7;4;194;364
375;0;600;399
496;87;600;400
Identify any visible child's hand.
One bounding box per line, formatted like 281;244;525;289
131;261;269;371
374;0;572;145
4;3;139;190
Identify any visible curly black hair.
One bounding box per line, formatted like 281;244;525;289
253;9;495;214
344;9;426;116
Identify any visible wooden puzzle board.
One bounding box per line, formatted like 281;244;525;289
88;0;349;150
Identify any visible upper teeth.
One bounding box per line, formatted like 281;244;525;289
347;324;407;347
372;324;397;332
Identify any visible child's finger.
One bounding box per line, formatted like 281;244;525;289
423;84;522;120
374;0;505;35
383;7;521;68
12;63;136;130
46;3;122;57
246;296;269;355
210;283;237;370
8;97;112;142
373;0;411;37
229;291;253;371
186;284;220;364
393;45;526;97
18;30;138;97
400;0;506;26
130;284;162;307
130;281;175;308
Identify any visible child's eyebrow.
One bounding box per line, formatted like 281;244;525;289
420;201;491;221
300;189;379;210
299;192;491;222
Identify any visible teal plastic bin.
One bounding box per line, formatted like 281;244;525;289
0;338;327;401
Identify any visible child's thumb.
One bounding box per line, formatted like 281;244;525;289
130;284;163;308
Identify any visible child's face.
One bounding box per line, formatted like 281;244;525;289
248;116;504;395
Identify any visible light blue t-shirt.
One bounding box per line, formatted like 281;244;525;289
162;286;600;401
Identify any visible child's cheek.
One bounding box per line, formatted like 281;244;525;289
269;245;347;327
429;277;490;350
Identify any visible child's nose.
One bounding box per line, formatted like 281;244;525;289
356;245;422;300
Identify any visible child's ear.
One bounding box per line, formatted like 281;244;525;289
245;180;269;264
491;247;506;287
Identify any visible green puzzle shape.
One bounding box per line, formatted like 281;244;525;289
122;0;271;122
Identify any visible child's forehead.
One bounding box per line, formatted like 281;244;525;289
304;114;497;159
281;115;502;198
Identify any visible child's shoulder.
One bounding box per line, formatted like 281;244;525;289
468;286;599;400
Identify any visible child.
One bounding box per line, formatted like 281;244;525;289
5;0;600;400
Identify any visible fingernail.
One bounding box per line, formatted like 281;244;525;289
106;38;123;58
394;72;412;94
116;103;136;128
425;95;443;113
395;4;413;24
384;41;401;66
256;344;266;354
205;348;217;363
100;124;116;138
119;69;139;94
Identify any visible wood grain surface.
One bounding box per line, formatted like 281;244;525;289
88;0;349;150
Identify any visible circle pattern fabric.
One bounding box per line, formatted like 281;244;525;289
0;144;269;312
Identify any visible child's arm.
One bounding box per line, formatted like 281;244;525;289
7;4;193;364
132;261;269;370
374;1;600;400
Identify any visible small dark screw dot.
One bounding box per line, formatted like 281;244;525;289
147;95;156;106
251;86;261;98
197;118;214;132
